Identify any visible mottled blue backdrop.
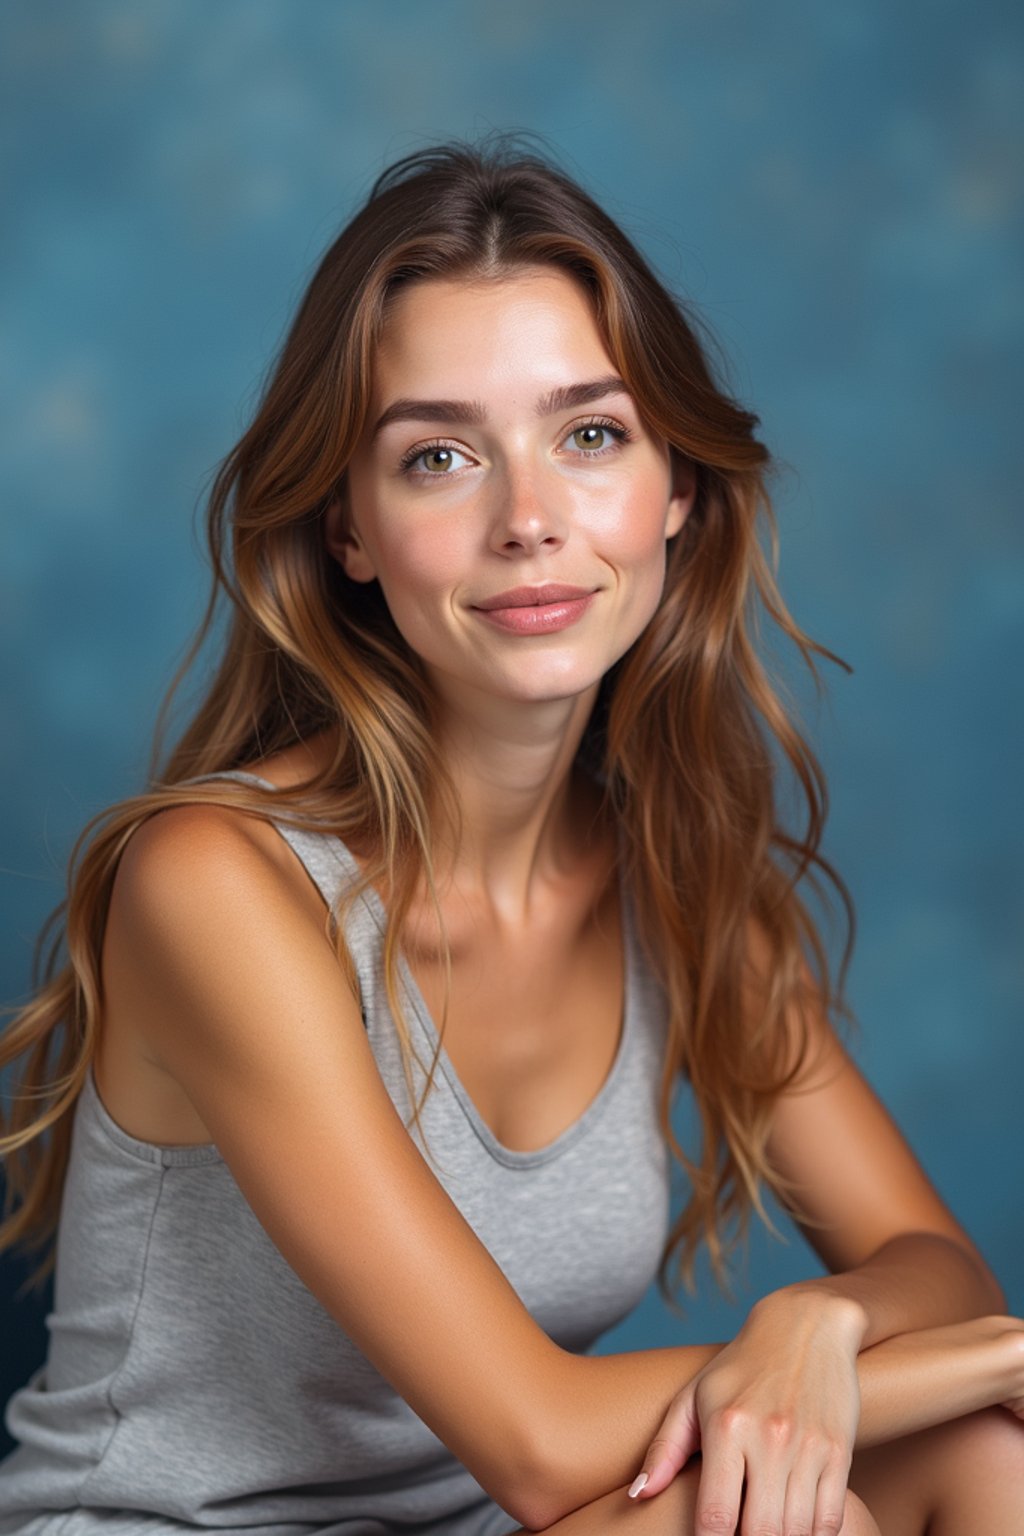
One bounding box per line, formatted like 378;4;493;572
2;0;1022;1445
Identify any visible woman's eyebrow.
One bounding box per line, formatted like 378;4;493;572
370;374;631;440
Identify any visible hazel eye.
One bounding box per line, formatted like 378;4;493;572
417;445;463;473
400;442;473;476
570;424;612;451
564;418;631;456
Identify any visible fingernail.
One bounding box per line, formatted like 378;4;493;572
627;1472;649;1499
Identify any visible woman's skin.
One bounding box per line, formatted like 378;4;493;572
104;264;1024;1534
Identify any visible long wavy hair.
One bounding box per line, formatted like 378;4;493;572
1;131;856;1312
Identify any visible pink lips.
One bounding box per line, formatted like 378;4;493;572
473;584;594;611
471;584;598;635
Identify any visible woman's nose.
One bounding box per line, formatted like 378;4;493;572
487;467;567;557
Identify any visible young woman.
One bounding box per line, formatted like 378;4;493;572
1;135;1022;1536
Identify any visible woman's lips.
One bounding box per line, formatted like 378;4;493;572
472;592;597;634
473;584;594;610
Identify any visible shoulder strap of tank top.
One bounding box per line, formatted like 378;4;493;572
179;769;359;920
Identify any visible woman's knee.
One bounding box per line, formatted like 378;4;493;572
842;1487;882;1536
849;1405;1024;1529
898;1404;1024;1482
941;1404;1024;1467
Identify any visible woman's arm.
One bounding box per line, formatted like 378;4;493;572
110;807;570;1530
852;1314;1024;1448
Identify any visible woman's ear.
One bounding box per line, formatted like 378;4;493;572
324;484;377;583
665;451;698;540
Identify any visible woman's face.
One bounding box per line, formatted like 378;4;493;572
326;266;695;709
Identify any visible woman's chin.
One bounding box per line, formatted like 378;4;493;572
425;659;605;710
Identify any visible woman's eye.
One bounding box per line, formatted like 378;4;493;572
399;442;473;476
565;420;629;455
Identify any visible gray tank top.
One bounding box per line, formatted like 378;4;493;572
0;770;673;1536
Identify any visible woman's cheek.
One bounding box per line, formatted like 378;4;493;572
608;491;671;561
621;526;673;630
371;529;465;650
375;521;448;593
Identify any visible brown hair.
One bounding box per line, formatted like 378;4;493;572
1;130;856;1312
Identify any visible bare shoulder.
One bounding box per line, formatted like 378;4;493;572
103;784;349;1083
113;793;322;939
102;725;360;1090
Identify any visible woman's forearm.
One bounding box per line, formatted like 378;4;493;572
854;1314;1024;1447
530;1316;1023;1527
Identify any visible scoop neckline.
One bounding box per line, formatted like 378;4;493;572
200;768;637;1170
388;869;636;1170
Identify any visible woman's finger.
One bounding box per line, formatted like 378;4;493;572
692;1435;747;1534
779;1451;821;1536
737;1461;791;1536
627;1383;701;1499
811;1448;853;1536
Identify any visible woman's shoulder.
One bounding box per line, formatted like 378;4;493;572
116;792;282;894
125;732;338;882
95;739;363;1142
114;744;346;947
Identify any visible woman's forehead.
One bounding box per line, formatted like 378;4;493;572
369;269;614;404
383;263;586;317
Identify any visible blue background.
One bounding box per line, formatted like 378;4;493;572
2;0;1022;1452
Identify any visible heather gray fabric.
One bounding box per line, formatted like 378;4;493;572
0;770;673;1535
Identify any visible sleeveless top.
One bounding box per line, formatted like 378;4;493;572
0;770;673;1536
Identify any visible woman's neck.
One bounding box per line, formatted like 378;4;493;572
423;680;606;923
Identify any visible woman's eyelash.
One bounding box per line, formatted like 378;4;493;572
397;416;634;475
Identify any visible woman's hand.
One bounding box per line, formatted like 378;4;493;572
628;1288;867;1535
